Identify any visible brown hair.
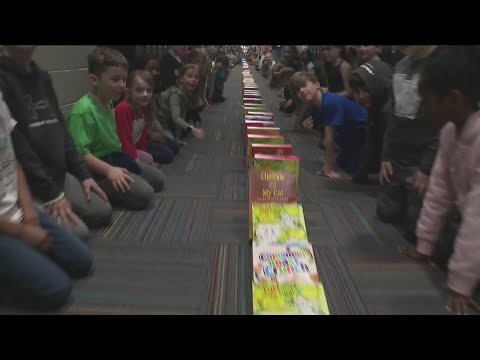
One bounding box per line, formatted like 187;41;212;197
186;48;209;77
187;48;207;65
88;47;128;77
127;70;154;89
126;70;156;122
289;72;320;98
268;62;286;89
176;64;199;84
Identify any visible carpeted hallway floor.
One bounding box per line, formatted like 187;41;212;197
2;64;464;315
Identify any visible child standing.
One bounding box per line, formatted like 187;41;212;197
211;54;229;103
67;47;165;211
402;46;480;315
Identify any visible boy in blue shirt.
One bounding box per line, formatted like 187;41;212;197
290;72;368;179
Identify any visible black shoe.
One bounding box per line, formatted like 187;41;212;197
352;174;369;184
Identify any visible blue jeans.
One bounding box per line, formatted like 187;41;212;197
335;128;368;175
148;138;179;164
0;212;93;311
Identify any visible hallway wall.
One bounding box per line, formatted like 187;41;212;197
33;45;95;118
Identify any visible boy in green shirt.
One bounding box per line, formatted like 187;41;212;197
68;47;165;210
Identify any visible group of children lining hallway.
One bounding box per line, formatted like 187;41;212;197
250;45;480;315
0;45;237;311
0;44;479;315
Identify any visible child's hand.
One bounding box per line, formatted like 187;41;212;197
82;178;108;202
319;165;341;180
107;167;134;193
192;127;205;140
150;132;166;144
399;244;430;262
18;223;52;253
22;206;39;226
446;287;480;315
413;171;429;197
46;198;77;226
303;116;314;129
379;161;394;185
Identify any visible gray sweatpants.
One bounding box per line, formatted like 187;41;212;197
35;173;114;243
59;164;165;241
95;162;165;210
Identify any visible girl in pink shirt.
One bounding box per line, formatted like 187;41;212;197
403;46;480;315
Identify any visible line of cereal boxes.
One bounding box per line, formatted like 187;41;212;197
242;60;330;315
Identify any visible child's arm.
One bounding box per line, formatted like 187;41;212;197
416;128;455;256
293;103;308;130
10;126;65;201
322;125;340;179
302;116;323;137
337;61;353;98
420;134;480;298
114;106;138;159
44;74;91;184
419;129;440;176
16;161;38;225
136;118;151;153
1;72;74;205
83;154;133;193
148;129;167;143
446;172;480;298
0;214;23;238
169;92;192;130
0;214;52;252
1;162;51;252
169;93;205;140
284;99;294;109
68;112;134;193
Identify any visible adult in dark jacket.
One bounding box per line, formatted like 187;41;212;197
159;46;183;92
0;46;111;242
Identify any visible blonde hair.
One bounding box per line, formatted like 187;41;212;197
268;62;285;89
